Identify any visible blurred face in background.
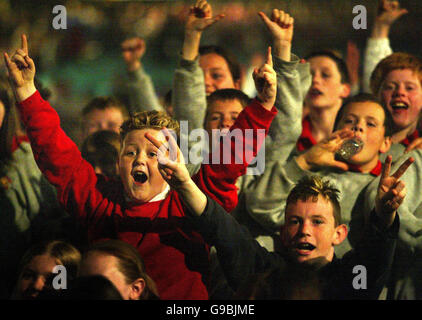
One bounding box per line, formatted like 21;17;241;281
83;107;125;140
305;56;350;111
16;254;58;300
199;53;239;95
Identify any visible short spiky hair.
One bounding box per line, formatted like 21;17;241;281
286;176;342;226
370;52;422;95
120;110;180;143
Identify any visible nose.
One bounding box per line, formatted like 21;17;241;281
204;72;214;92
31;276;45;292
393;84;406;97
311;71;321;85
132;151;146;167
351;120;364;133
299;221;312;237
220;115;232;129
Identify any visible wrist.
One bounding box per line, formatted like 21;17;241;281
273;41;291;62
296;154;312;171
371;22;390;39
15;82;36;103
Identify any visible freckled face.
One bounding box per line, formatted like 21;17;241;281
119;129;167;203
379;69;422;132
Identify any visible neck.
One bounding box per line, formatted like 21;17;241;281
350;156;379;174
392;123;417;144
308;106;341;142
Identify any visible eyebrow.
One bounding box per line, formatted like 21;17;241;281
345;113;381;122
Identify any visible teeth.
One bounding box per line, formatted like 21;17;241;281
392;102;408;109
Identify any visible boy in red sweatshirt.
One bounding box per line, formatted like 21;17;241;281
4;35;277;299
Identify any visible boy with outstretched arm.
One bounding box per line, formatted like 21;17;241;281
4;35;277;300
149;130;411;299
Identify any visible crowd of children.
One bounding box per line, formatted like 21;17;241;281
1;0;422;301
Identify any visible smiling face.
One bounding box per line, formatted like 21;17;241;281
379;69;422;134
305;56;350;110
336;101;391;172
18;254;58;300
119;128;167;203
282;196;347;263
199;53;238;95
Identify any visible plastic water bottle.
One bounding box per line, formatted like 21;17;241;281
336;139;363;160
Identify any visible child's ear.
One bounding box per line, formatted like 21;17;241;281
379;135;392;154
332;224;348;246
340;83;351;99
128;278;146;300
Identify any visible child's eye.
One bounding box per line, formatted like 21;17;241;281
125;151;136;156
406;86;415;91
288;219;299;225
322;73;331;78
343;118;354;124
368;122;376;127
211;73;224;80
313;219;324;225
149;152;157;158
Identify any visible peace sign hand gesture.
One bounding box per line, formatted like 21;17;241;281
375;155;414;228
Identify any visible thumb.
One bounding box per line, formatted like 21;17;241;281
332;160;349;171
258;11;272;28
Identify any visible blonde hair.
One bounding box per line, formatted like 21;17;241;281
286;176;341;226
120;111;180;143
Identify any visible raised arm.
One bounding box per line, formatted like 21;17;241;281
192;47;277;212
118;37;163;113
258;9;310;163
172;0;224;138
4;35;108;226
362;0;407;93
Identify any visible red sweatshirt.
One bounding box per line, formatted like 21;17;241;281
18;91;276;300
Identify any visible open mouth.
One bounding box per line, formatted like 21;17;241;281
308;88;322;98
132;171;148;184
391;101;409;111
294;242;316;254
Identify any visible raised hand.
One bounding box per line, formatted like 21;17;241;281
372;0;408;38
375;155;414;228
376;0;408;26
3;34;36;102
296;129;355;171
258;9;294;61
145;128;190;189
185;0;225;34
253;47;276;110
121;37;146;72
182;0;224;60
